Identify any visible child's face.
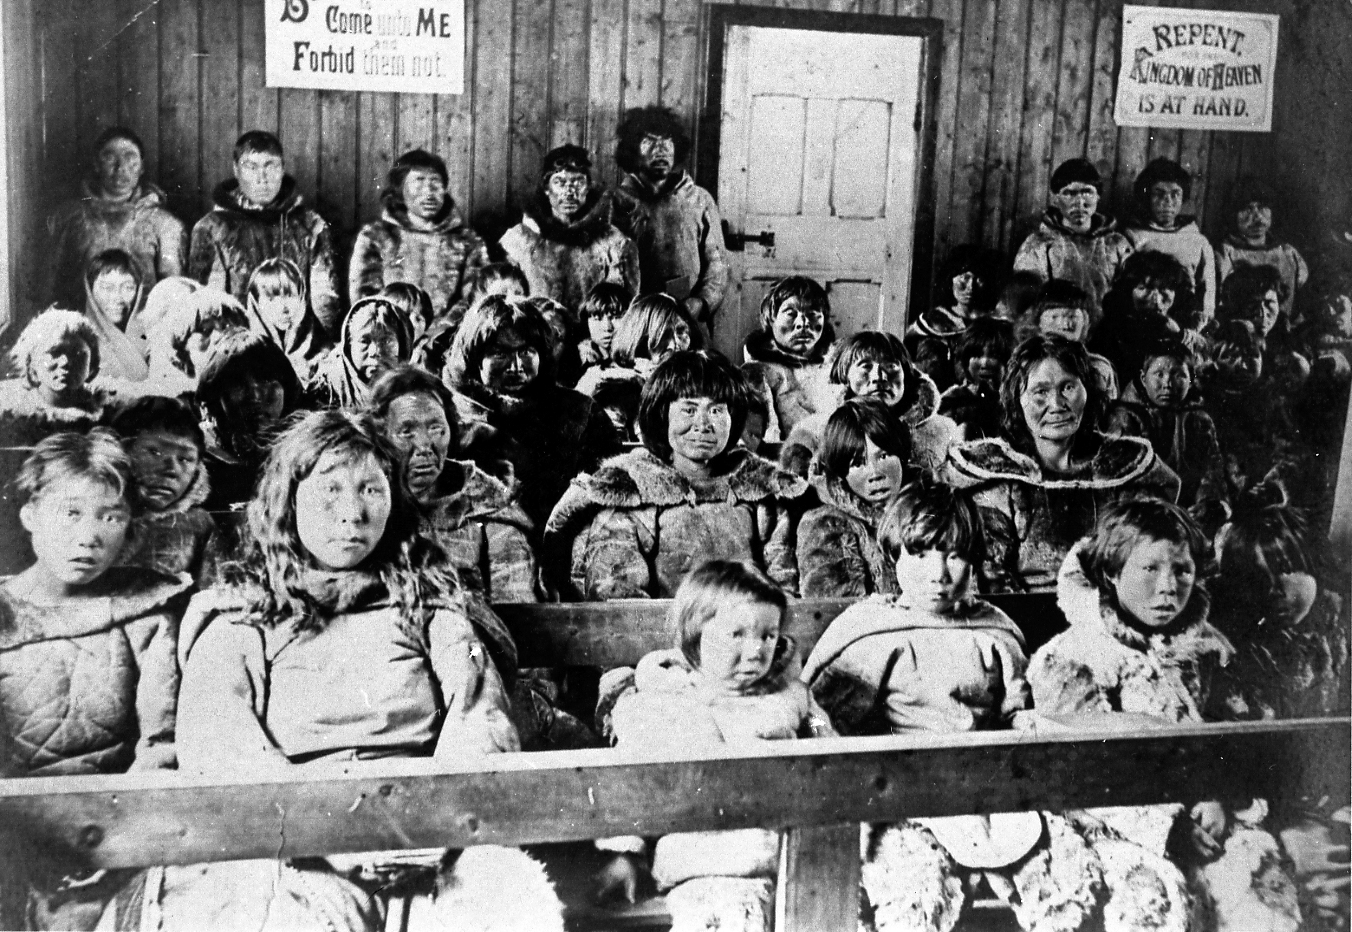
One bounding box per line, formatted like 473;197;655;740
479;328;540;395
1148;181;1185;228
587;311;621;355
846;356;904;407
223;373;286;426
964;352;1003;389
258;293;303;333
697;600;781;693
894;548;972;614
384;392;451;502
1214;340;1263;386
128;430;201;511
654;317;692;358
770;297;825;357
1256;289;1281;335
33;338;92;403
1038;306;1088;342
1131;279;1176;318
845;437;905;505
1267;571;1318;625
667;396;733;468
1236;201;1272;242
20;476;130;590
952;271;978;308
92;270;138;328
1111;537;1196;629
294;449;392;571
351;320;401;378
1140;355;1192;409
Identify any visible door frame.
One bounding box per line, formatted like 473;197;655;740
697;5;944;328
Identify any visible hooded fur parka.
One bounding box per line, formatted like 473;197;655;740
741;329;837;444
1013;208;1134;308
796;473;899;599
119;459;217;583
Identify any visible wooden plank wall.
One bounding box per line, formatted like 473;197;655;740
12;0;1352;332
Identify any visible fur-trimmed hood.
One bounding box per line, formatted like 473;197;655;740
378;190;470;235
616;169;693;203
634;637;805;699
0;378;108;422
908;305;970;340
210;176;305;222
558;446;807;513
519;189;617;247
426;458;529;529
743;325;834;368
0;567;191;650
808;471;886;527
75;179;173;218
944;434;1163;490
140;458;212;516
1039;207;1120;239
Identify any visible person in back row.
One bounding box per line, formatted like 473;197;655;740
742;275;838;443
189;130;341;334
1123;157;1217;325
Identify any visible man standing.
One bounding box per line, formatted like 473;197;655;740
189;131;342;334
612;107;728;339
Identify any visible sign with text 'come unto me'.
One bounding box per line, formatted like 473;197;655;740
1114;6;1278;132
265;0;465;95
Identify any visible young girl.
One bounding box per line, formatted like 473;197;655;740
83;247;150;381
1017;280;1120;399
594;560;835;932
803;479;1111;932
0;309;112;447
741;275;837;442
1029;497;1302;932
905;244;1004;391
797;399;910;598
310;295;414;409
244;256;331;384
938;316;1015;441
575;291;695;397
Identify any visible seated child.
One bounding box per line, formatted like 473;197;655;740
1123;158;1218;324
797;399;910;598
1016;280;1120;399
111;397;217;581
577;293;697;397
0;309;111;447
1094;250;1206;382
905;244;1004;391
576;280;632;370
1029;497;1302;932
594;560;835;932
310;295;414;409
803;478;1112;932
380;280;435;340
1216;176;1308;327
741;275;837;441
738;390;771;456
938;316;1014;441
82;248;150;381
1106;338;1225;521
244;257;332;385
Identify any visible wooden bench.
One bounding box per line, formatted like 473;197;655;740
0;599;1346;932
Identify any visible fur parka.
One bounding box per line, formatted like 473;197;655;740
348;195;489;319
119;459;217;583
1215;236;1308;323
796;473;898;599
1123;217;1217;322
1013;208;1134;308
741;330;837;444
0;379;110;448
544;446;808;599
498;191;640;313
188;176;342;333
942;434;1180;592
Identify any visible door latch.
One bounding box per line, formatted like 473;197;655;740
722;221;776;252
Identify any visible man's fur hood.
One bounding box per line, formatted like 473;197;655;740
945;433;1161;490
1039;207;1121;239
210;175;305;222
520;189;617;247
378;189;470;235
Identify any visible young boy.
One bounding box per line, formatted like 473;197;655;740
1124;158;1218;325
1216;175;1309;327
741;275;837;441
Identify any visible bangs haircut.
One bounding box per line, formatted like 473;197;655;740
94;126;145;160
954;318;1015;368
234;130;283;163
820;398;911;482
1220;264;1289;318
111;396;205;453
611;293;695;366
999;334;1107;454
387;148;449;191
446;295;556;388
937;245;1007;309
1076;497;1207;602
829;331;911;386
347;297;414;361
247;258;305;302
85;249;140;289
672;559;787;670
878;477;984;564
1134;157;1192;203
579;281;633;323
615;105;691;175
1112;251;1197;327
11;309;101;385
16;428;133;507
365;364;459;439
380;282;435;331
759;276;830;330
637;350;748;462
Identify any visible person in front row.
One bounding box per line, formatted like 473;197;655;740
593;560;835;932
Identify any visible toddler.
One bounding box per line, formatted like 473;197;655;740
938;316;1014;440
0;309;111;447
741;276;837;441
1017;280;1120;399
1123;158;1218;324
245;256;331;384
1215;176;1308;326
594;560;835;932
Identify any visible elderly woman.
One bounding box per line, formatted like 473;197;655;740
447;295;619;528
942;334;1179;592
545;350;807;599
367;365;537;602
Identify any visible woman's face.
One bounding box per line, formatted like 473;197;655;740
95;137;143;201
1038;306;1088;342
770;297;825;357
1020;358;1087;445
1141;355;1191;409
258;293;304;333
34;338;92;403
846;355;904;407
295;449;392;571
844;437;905;505
479;327;540;395
1112;537;1195;629
92;270;138;329
1131;279;1176;318
666;396;732;470
385;392;451;503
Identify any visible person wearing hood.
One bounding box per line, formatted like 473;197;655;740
188;130;342;334
310;296;414;411
499;144;640;315
1014;158;1134;308
942;335;1179;592
611;106;728;337
81;248;151;382
742;275;839;443
349;148;489;321
0;310;112;449
244;257;332;385
46;126;187;312
1123;158;1218;325
905;244;1006;392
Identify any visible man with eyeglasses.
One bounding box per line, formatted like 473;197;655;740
499;144;639;317
1014;158;1134;310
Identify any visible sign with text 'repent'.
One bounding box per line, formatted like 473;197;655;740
1115;6;1278;132
265;0;464;94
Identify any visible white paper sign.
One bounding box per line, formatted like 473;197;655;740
1115;6;1278;132
265;0;464;95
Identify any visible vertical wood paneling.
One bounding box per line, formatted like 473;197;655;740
660;0;701;136
585;0;627;189
509;0;551;212
318;92;359;234
1014;0;1062;249
397;91;437;154
470;0;512;231
4;0;43;326
76;1;122;142
157;0;199;218
39;0;81;194
950;0;997;248
239;0;279;135
623;0;664;111
1084;0;1122;205
1049;0;1094;170
550;0;590;149
199;0;241;217
438;0;477;218
278;90;320;209
357;93;397;231
928;0;964;268
983;0;1032;252
116;0;161;182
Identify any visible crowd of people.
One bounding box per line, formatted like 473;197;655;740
0;105;1347;932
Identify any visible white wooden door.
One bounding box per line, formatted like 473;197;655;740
714;26;924;358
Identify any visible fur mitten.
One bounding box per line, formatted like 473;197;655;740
405;846;564;932
664;876;775;932
860;822;966;932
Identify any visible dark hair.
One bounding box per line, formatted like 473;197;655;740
233;130;284;163
1076;497;1207;613
936;245;1007;311
1220;264;1289;320
637;351;749;462
1134;157;1192;203
17;428;133;507
579;281;633;323
1017;280;1096;342
999;334;1107;453
196;329;303;419
611;293;701;366
820;398;911;481
953;318;1015;369
1228;175;1278;215
1138;336;1192;375
11;310;101;387
830;330;911;387
1105;251;1198;329
111;396;206;453
615;106;691;175
94;126;145;160
996;270;1044;322
381;282;436;331
345;296;415;365
464;263;530;307
1050;158;1102;193
446;295;556;388
877;476;984;563
593;377;643;421
365;364;459;440
1211;317;1264;362
540;144;592;186
84;248;141;290
759;276;831;331
673;559;787;670
1214;487;1318;631
388;148;449;191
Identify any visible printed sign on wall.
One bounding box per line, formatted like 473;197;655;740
1115;6;1278;132
265;0;464;94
